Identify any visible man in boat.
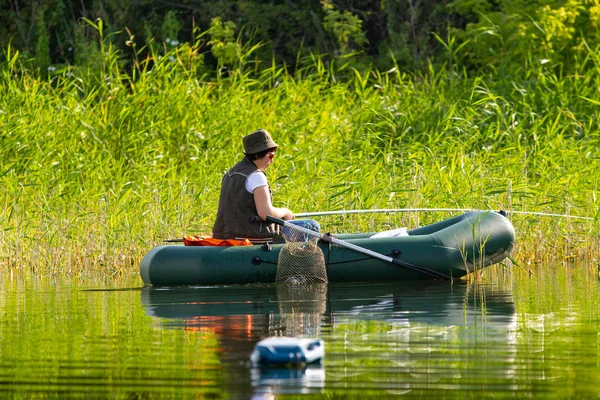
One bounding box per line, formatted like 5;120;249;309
213;129;318;243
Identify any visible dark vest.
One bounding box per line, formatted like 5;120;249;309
212;157;280;240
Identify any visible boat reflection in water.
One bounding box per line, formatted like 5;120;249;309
141;280;516;396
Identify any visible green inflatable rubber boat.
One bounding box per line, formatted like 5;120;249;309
140;210;515;286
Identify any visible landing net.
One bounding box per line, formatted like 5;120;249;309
275;221;328;284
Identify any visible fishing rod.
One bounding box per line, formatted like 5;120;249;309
164;208;595;243
295;208;597;221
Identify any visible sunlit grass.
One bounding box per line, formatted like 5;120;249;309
0;42;599;276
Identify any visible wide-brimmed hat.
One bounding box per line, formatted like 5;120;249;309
243;129;279;154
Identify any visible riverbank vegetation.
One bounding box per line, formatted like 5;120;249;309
1;1;599;276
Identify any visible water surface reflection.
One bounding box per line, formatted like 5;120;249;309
3;268;599;398
141;281;516;331
141;281;517;397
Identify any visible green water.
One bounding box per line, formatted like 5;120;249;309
1;266;599;399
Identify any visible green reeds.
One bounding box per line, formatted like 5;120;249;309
1;40;599;276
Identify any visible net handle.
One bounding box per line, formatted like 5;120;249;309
266;216;450;280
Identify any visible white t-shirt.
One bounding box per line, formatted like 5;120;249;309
245;171;268;193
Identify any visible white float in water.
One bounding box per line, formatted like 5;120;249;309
250;337;325;365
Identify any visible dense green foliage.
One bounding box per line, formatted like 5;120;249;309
2;0;600;75
1;1;599;275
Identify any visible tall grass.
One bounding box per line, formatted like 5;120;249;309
1;40;599;276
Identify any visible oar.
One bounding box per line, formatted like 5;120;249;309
266;216;451;280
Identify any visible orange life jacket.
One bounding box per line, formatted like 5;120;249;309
183;236;253;247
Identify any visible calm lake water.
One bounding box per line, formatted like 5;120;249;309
1;265;599;399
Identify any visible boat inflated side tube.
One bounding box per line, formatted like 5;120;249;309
139;210;515;285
